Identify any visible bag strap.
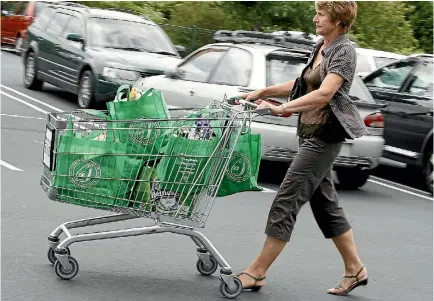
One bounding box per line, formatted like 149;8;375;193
115;84;131;102
79;109;111;120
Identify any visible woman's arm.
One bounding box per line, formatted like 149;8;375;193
244;80;296;101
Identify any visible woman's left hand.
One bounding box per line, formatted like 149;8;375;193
255;99;284;115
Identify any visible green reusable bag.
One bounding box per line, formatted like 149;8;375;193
217;132;263;197
106;86;171;159
156;135;220;196
52;135;142;210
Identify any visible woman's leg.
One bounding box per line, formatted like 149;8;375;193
239;138;342;288
309;169;367;294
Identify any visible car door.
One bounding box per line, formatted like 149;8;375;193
39;10;70;87
139;46;228;108
56;13;86;92
1;1;20;44
363;60;418;155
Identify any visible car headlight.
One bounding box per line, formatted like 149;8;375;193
102;67;140;81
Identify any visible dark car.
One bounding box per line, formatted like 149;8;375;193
363;55;433;193
21;3;185;108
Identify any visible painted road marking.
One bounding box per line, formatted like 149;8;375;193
1;91;48;114
368;179;432;201
0;159;23;171
1;85;62;112
1;113;45;120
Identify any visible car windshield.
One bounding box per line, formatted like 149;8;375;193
89;18;177;55
267;55;376;103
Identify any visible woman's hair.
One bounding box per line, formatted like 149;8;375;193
315;1;358;33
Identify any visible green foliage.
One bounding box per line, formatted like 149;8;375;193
406;1;433;53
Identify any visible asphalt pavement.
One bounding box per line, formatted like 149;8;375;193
1;50;433;301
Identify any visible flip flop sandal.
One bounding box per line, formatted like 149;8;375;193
234;272;266;292
328;266;368;296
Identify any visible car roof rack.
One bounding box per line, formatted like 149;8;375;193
213;30;315;51
104;8;150;20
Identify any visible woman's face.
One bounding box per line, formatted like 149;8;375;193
313;9;339;36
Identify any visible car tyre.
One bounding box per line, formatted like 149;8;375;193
423;149;433;194
336;168;370;190
23;51;43;91
77;70;96;109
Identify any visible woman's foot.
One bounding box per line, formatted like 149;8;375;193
236;270;266;291
327;265;368;296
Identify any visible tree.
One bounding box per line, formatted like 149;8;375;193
406;1;433;53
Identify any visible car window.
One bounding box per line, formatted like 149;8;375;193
46;12;69;36
355;53;371;73
405;62;434;99
32;6;53;29
349;76;376;104
209;48;252;86
178;48;226;82
89;18;177;55
266;55;306;86
364;60;416;91
62;15;83;38
16;1;29;15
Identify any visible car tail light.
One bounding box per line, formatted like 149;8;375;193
263;99;292;117
364;112;384;128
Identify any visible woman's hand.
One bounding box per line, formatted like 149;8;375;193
255;99;285;115
240;90;263;102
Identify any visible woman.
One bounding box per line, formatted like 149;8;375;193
237;1;369;296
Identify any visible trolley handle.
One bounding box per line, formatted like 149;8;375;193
227;97;272;116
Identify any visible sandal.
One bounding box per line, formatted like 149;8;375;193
235;272;266;292
328;266;368;296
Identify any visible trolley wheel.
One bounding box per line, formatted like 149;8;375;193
47;247;70;265
219;277;243;299
196;255;218;276
54;256;79;280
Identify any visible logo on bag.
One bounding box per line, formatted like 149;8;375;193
129;118;160;145
69;158;101;188
226;152;250;182
150;181;181;213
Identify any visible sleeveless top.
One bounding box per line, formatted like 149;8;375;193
297;64;350;143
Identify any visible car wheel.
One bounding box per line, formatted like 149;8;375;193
424;150;433;194
15;36;23;55
23;51;43;91
77;70;96;109
336;168;370;190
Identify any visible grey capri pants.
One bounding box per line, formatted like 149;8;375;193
265;137;351;242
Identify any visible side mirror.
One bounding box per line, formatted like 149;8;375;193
66;33;84;43
175;45;186;57
165;68;182;79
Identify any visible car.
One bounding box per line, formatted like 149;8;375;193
355;48;406;78
134;30;386;189
21;3;185;108
1;1;55;54
363;55;433;193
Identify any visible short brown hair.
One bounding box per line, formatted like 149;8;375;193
315;1;358;33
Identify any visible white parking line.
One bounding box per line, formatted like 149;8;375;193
1;85;62;112
369;175;432;197
1;91;48;114
261;187;276;193
368;179;432;201
0;113;45;120
0;159;23;171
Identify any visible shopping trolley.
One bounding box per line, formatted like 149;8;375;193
40;97;270;299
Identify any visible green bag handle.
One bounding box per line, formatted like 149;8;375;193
80;109;111;120
115;84;131;102
142;87;155;98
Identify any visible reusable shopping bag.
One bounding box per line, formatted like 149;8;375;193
106;86;171;160
52;134;142;210
217;131;263;197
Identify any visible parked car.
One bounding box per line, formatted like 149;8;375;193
363;55;433;193
355;48;406;78
1;1;55;54
134;30;386;189
21;3;185;108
